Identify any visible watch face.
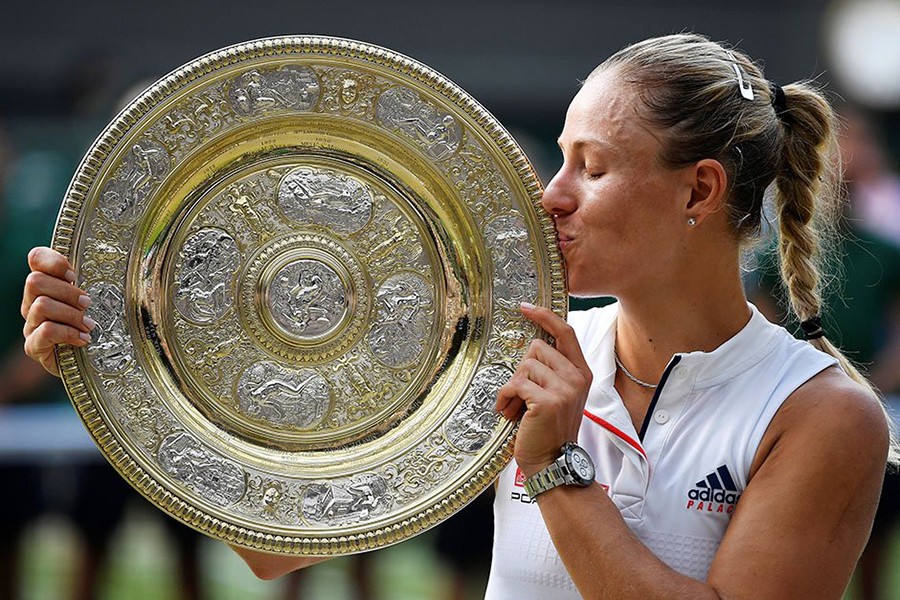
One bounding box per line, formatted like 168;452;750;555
566;445;595;485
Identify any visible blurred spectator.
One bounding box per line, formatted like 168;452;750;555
841;108;900;247
434;488;494;600
281;554;374;600
749;107;900;600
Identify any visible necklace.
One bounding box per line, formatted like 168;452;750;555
614;350;658;389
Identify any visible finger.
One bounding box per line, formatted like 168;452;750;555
26;320;91;351
24;296;95;337
520;303;589;371
496;374;528;417
27;247;76;283
516;355;559;389
24;321;90;376
523;338;582;377
496;379;519;414
496;377;548;420
22;271;90;319
496;392;525;421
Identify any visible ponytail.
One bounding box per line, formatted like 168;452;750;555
774;83;900;466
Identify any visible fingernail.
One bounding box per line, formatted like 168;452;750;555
64;269;76;283
78;295;92;308
83;316;96;331
520;302;536;310
79;332;91;343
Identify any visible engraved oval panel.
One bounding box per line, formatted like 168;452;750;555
485;214;539;306
228;66;320;116
277;166;373;234
376;86;461;160
173;228;241;323
301;473;393;526
237;362;332;429
85;282;134;374
158;432;246;506
444;364;511;453
98;138;170;224
368;273;434;368
267;259;348;339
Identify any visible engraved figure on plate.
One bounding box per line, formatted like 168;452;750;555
278;167;372;234
268;259;347;338
98;138;170;224
320;69;383;118
368;273;434;368
157;432;246;506
84;282;133;374
173;228;241;323
228;66;320;115
376;87;461;160
301;473;392;526
392;431;463;502
237;361;331;429
444;365;510;452
485;214;538;306
243;476;299;522
161;89;231;157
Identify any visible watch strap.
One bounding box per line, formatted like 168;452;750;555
523;456;570;498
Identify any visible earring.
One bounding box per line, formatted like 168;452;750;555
687;217;697;226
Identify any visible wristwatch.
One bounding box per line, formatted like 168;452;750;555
523;442;596;498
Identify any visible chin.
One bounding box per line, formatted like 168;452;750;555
565;273;609;299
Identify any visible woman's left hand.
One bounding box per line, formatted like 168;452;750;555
495;303;593;478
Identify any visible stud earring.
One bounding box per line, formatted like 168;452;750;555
687;217;697;226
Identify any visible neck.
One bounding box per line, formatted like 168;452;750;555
612;250;751;386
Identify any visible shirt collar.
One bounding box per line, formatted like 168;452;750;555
589;302;777;394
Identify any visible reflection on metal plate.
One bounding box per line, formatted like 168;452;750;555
52;36;566;556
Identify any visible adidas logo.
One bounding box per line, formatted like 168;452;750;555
685;464;742;514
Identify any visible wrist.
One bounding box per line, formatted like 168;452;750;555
521;442;596;499
515;458;557;480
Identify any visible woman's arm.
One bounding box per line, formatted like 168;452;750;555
498;305;888;599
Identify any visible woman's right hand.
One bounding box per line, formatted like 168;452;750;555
21;247;94;377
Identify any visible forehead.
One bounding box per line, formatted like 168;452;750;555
560;71;662;158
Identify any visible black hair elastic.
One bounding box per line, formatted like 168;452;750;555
800;316;826;340
769;81;787;118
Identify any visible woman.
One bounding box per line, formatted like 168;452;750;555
21;34;895;598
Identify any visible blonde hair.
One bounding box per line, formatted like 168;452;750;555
591;33;898;465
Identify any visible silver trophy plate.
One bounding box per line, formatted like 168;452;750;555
52;36;566;555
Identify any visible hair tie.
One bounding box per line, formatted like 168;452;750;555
769;81;787;117
799;316;825;340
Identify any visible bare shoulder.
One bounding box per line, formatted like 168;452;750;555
709;366;891;597
752;365;890;478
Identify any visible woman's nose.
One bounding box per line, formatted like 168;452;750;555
541;167;576;217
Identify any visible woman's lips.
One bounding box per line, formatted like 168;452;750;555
557;233;574;251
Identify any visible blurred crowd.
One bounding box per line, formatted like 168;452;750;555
3;45;900;600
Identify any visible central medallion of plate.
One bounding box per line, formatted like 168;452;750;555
266;258;348;341
165;160;442;451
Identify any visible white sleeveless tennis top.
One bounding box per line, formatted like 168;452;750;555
485;303;837;599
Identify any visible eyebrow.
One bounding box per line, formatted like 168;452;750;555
557;136;616;153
